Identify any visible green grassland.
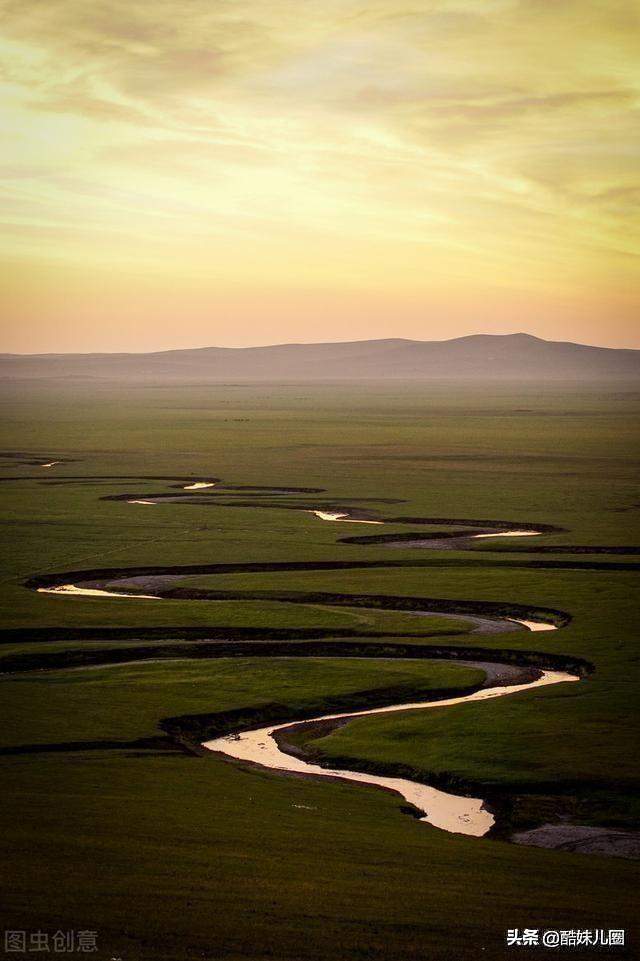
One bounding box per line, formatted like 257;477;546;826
1;380;639;960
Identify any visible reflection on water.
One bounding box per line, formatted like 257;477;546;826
474;530;540;538
37;584;157;600
184;482;216;490
204;670;579;837
308;510;384;525
508;618;556;632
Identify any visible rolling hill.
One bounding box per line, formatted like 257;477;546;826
1;333;638;383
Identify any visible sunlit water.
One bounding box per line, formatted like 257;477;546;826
204;670;579;837
474;530;540;538
474;531;557;630
35;581;556;631
37;584;158;600
309;510;384;524
34;497;571;836
507;618;556;632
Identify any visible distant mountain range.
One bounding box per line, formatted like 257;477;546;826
1;334;639;383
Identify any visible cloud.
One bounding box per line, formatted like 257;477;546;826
0;0;638;350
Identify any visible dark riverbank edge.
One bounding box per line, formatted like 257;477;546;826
23;558;576;637
271;707;640;859
5;640;634;856
157;646;628;857
0;638;590;675
11;472;639;858
158;648;636;860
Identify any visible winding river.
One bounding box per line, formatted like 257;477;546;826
204;669;579;836
34;568;560;633
22;472;625;843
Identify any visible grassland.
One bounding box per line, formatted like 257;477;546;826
1;380;639;960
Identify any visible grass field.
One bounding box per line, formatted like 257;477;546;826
1;380;639;960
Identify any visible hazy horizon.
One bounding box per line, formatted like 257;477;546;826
3;331;640;358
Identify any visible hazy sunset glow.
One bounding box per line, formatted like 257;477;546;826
1;0;638;352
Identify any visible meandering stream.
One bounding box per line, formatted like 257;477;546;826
204;669;579;836
24;473;612;842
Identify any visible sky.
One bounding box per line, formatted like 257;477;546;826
0;0;638;353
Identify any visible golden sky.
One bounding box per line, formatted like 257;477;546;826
1;0;638;352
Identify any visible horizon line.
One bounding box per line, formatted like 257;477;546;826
3;331;640;358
